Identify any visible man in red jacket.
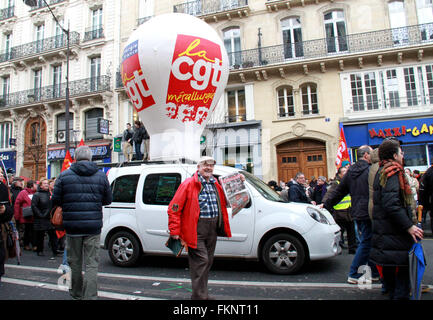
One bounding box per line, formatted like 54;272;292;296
168;156;232;300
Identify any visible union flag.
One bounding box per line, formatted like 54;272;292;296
335;125;350;169
61;150;73;172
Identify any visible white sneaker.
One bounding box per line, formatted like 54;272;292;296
347;277;359;284
59;264;71;274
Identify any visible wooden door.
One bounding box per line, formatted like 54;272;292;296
23;116;47;180
277;139;327;183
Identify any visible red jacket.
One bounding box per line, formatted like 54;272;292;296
14;188;35;224
168;171;232;249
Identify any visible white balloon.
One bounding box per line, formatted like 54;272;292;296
121;13;229;162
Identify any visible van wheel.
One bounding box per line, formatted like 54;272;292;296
261;233;305;275
108;231;141;267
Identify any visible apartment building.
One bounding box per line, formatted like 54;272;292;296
1;0;433;182
0;0;118;179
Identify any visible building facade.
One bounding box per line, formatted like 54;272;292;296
0;0;118;179
1;0;433;182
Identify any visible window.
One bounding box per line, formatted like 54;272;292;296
402;144;427;166
4;34;11;60
349;72;379;111
281;17;303;59
389;1;408;45
380;69;400;108
55;21;64;48
92;8;103;38
227;89;246;122
111;174;140;203
90;56;101;91
35;24;44;53
52;65;62;98
2;76;10;106
85;108;103;140
417;0;433;40
142;173;182;205
56;112;73;143
0;122;12;149
30;122;41;145
223;27;241;67
33;69;42;101
429;144;433;165
404;67;418;106
301;83;318;115
307;155;323;162
277;86;294;117
324;10;347;53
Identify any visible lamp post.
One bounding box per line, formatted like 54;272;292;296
23;0;71;152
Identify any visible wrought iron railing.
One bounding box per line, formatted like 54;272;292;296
0;75;110;108
83;27;104;41
0;6;14;21
228;22;433;70
174;0;248;16
29;0;66;10
0;31;80;63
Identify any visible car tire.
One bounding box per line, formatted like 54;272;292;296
108;231;141;267
262;233;305;275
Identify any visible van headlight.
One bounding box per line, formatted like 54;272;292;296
307;207;330;225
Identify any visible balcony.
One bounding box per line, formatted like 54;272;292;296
344;95;433;121
83;27;104;42
0;31;80;64
28;0;67;11
0;75;111;108
0;6;14;21
174;0;249;21
229;23;433;71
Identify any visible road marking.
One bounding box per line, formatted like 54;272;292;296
1;277;164;300
5;264;388;289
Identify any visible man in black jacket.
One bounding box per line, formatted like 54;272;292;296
419;165;433;231
52;146;112;299
322;145;379;284
289;172;315;204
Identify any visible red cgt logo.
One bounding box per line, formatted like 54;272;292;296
121;40;156;112
166;34;223;124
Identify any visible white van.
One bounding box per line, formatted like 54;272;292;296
100;162;341;274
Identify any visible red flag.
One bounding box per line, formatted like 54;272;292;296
335;126;350;169
77;138;85;147
61;150;73;172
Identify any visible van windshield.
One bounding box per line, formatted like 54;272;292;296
241;171;284;202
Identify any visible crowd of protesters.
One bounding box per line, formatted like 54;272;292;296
268;139;432;300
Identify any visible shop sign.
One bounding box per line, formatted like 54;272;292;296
368;118;433;144
0;151;16;170
48;145;111;161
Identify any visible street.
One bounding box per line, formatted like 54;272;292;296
1;236;433;301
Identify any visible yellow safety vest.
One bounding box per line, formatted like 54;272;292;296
333;180;351;210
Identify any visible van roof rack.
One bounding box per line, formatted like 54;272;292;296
96;158;196;168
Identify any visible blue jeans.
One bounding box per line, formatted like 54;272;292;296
349;219;379;278
134;142;142;160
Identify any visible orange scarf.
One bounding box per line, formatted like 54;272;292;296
379;160;413;206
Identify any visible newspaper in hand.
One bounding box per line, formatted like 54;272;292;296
219;172;250;217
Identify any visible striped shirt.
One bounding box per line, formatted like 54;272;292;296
198;173;219;218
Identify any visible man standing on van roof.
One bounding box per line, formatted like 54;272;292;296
168;156;232;300
52;146;112;300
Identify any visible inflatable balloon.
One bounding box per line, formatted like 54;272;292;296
121;13;229;162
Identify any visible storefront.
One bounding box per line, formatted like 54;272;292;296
47;144;112;178
343;117;433;172
0;150;16;173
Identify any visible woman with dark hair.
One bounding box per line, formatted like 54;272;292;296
0;170;13;281
370;139;424;299
32;178;59;259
